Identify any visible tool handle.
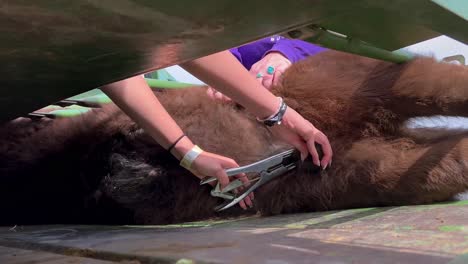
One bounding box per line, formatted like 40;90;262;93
200;166;252;185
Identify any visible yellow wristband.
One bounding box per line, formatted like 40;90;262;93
180;145;203;171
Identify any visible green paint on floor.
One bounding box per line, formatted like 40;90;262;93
175;258;196;264
439;225;465;232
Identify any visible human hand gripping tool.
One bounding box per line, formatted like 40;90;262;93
200;149;304;211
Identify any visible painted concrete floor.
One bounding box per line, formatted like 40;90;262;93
0;200;467;264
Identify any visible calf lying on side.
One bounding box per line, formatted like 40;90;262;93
1;50;467;225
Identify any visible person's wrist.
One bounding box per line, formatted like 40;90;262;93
257;97;282;120
258;97;289;127
179;145;204;172
254;102;279;120
277;107;299;130
170;136;195;160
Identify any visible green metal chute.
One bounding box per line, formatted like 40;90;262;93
2;1;468;122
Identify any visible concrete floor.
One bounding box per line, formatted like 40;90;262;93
0;200;467;264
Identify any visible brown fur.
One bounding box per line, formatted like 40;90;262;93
1;50;467;225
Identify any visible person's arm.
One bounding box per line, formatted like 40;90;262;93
181;51;279;119
181;51;332;168
101;76;253;209
101;76;191;157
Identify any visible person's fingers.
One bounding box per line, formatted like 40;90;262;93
220;157;242;185
236;173;249;184
207;180;216;188
250;62;260;73
272;64;288;86
261;64;274;89
287;134;309;161
262;61;288;89
221;157;239;169
243;195;253;208
231;187;247;210
250;63;267;85
262;75;273;89
271;126;309;160
238;174;254;201
256;76;264;84
221;94;232;102
221;159;253;210
193;153;254;210
249;191;254;201
292;134;310;161
252;70;264;84
307;140;321;167
236;173;253;208
236;179;254;202
250;60;265;74
215;91;224;100
272;71;283;87
237;184;253;208
239;199;247;210
207;89;231;102
206;87;216;99
297;141;309;161
220;175;249;210
215;169;230;190
317;135;333;168
207;87;231;103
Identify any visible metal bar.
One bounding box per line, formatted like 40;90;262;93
303;26;414;63
145;78;199;89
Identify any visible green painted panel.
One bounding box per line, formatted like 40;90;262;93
1;0;468;122
432;0;468;20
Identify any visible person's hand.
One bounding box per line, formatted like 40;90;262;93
270;108;333;169
205;52;292;102
250;52;292;89
170;136;254;210
206;86;232;102
189;151;254;210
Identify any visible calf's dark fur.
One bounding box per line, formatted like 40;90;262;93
1;50;467;225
